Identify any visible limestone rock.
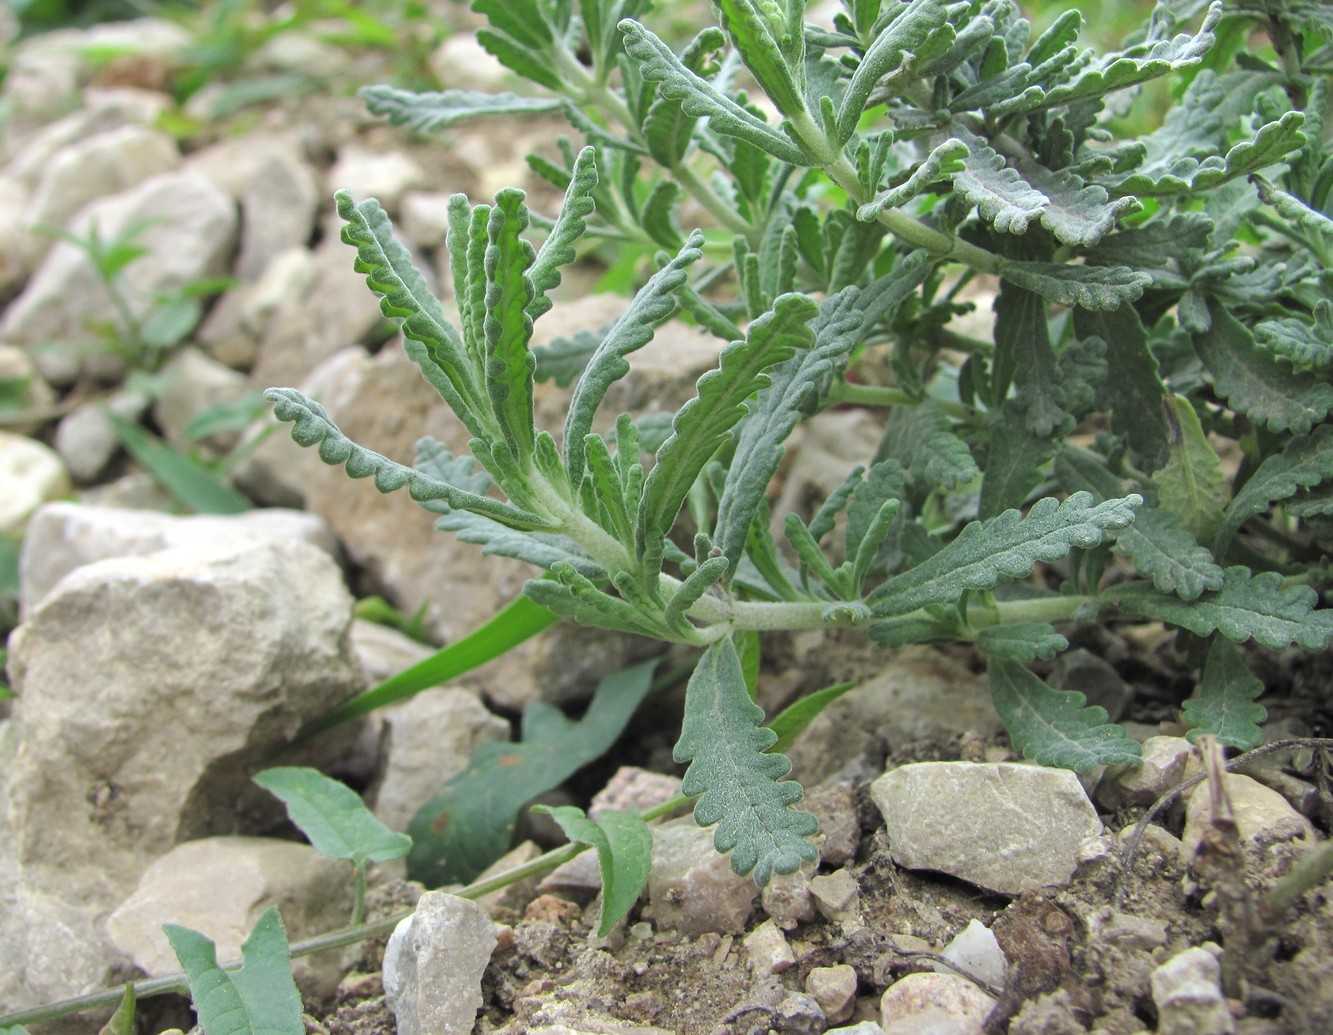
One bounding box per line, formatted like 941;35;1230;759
0;432;70;533
1096;735;1191;809
105;836;355;997
152;346;251;452
19;500;338;614
646;817;757;937
1150;946;1234;1035
53;389;152;483
870;762;1103;895
327;146;426;215
881;973;996;1035
806;964;858;1025
234;148;320;281
196;246;320;370
936;920;1007;990
383;891;499;1035
1182;771;1316;854
743;918;796;974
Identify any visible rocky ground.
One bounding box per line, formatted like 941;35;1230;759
0;5;1331;1035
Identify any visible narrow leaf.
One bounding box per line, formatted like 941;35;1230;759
1000;260;1151;310
107;413;252;516
857;138;969;220
359;84;562;132
1254;302;1333;370
99;986;136;1035
253;767;411;867
674;637;818;885
1114;505;1225;601
767;682;856;755
1182;638;1266;750
989;658;1142;772
529;147;598;321
533;806;653;936
714;0;806;118
838;0;950;142
1074;304;1170;471
484;189;538;463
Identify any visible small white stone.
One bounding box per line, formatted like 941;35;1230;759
936;919;1007;989
806;964;858;1024
810;869;861;922
0;432;70;533
1151;945;1234;1035
1182;772;1315;854
742;918;796;974
881;972;996;1035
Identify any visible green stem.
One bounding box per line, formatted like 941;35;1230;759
351;863;367;927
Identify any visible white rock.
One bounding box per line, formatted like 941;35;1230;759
761;865;816;930
400;191;455;251
383;891;498;1035
1096;735;1192;809
235;149;320;282
53;389;152;483
197;246;320;370
881;973;996;1035
647;817;758;937
1150;946;1234;1035
371;687;510;833
0;432;70;533
429;33;514;93
0;176;32;291
1182;772;1315;854
810;869;860;923
827;1024;885;1035
2;88;170;181
19;501;339;614
807;964;858;1024
743;918;796;974
870;762;1104;895
24;126;180;265
936;919;1007;989
152;346;251;452
105;836;354;997
327;146;425;215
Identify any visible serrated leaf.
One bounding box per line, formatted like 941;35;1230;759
408;661;657;885
483;189;538;464
563;232;705;485
1013;155;1142;247
989;658;1142;772
867;492;1141;618
880;400;980;492
264;389;552;530
534;806;652;936
475;28;562;92
978;401;1057;519
523;563;669;637
1182;638;1266;750
975;623;1069;662
640;293;820;572
529;147;597;322
1214;424;1333;554
948;128;1046;236
1108;566;1333;651
837;0;950;142
164;907;303;1035
618;20;811;164
1086;212;1214;267
992;280;1067;435
714;0;805;118
1253;301;1333;370
1252;173;1333;242
674;637;818;885
1073;304;1170;471
1194;299;1333;435
1113;505;1225;601
253;767;411;867
359;84;562;132
857;138;969;220
1000;260;1151;310
1155;395;1228;542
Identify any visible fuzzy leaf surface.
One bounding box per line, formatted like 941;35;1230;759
1114;505;1225;601
989;658;1142;773
359;84;562;131
1214;424;1333;553
483;189;538;463
1000;260;1150;310
253;767;411;867
529;147;598;321
1254;302;1333;369
1182;638;1266;750
975;623;1069;663
867;493;1141;618
1155;395;1228;542
1073;305;1170;470
534;806;653;936
675;637;818;885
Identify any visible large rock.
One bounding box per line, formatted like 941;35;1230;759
870;762;1104;895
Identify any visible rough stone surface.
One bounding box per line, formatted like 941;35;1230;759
810;869;861;923
53;389;151;482
1096;735;1192;809
196;245;319;370
937;919;1008;990
0;175;32;291
152;346;251;451
761;865;816;930
327;146;425;215
19;500;339;614
0;432;70;533
105;836;355;996
1182;771;1316;854
880;973;996;1034
234;148;319;281
806;964;859;1024
383;891;499;1035
870;762;1103;895
742;918;796;974
646;817;758;937
1150;946;1235;1035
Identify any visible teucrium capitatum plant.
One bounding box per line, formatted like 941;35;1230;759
268;0;1333;885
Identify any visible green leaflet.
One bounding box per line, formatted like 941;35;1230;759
999;260;1151;310
1107;566;1333;651
105;413;252;516
1182;638;1266;750
483;189;538;465
100;986;135;1035
867;492;1141;618
989;658;1142;773
992;280;1066;435
1155;395;1228;543
878;401;979;493
714;0;806;119
674;637;818;885
263;389;554;531
359;84;562;131
618;20;811;164
563;231;704;486
1254;301;1333;369
948;128;1045;237
408;661;657;885
529;147;598;322
975;623;1069;663
1085;212;1214;267
524;563;672;638
766;681;856;754
838;0;950;143
639;293;820;573
473;0;562;91
164;908;303;1035
1194;299;1333;435
719;286;863;578
1252;173;1333;243
1113;505;1225;602
1073;304;1170;471
1214;424;1333;554
857;138;969;220
533;805;653;936
252;767;411;867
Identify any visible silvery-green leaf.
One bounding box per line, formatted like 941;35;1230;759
1214;424;1333;554
1181;638;1266;750
359;84;562;132
1001;260;1151;310
1253;301;1333;370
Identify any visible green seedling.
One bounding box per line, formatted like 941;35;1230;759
164;907;303;1035
533;805;653;937
97;987;135;1035
253;766;411;925
267;0;1333;887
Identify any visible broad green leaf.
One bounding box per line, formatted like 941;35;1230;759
164;907;303;1035
618;20;811;164
533;805;652;935
336;192;492;441
989;658;1141;772
714;288;868;575
1000;260;1151;310
1113;505;1225;601
1073;304;1170;471
253;767;411;867
529;147;598;322
714;0;806;118
1155;395;1228;542
639;293;820;573
948;128;1045;237
359;84;562;132
1254;301;1333;369
1012;155;1142;247
99;986;135;1035
1108;567;1333;651
674;637;818;885
1181;638;1266;750
563;232;704;485
1085;212;1213;268
867;493;1141;618
1214;424;1333;553
263;389;553;530
307;595;557;733
408;660;657;885
766;681;856;755
1194;299;1333;435
106;413;251;516
484;189;538;465
975;623;1069;663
